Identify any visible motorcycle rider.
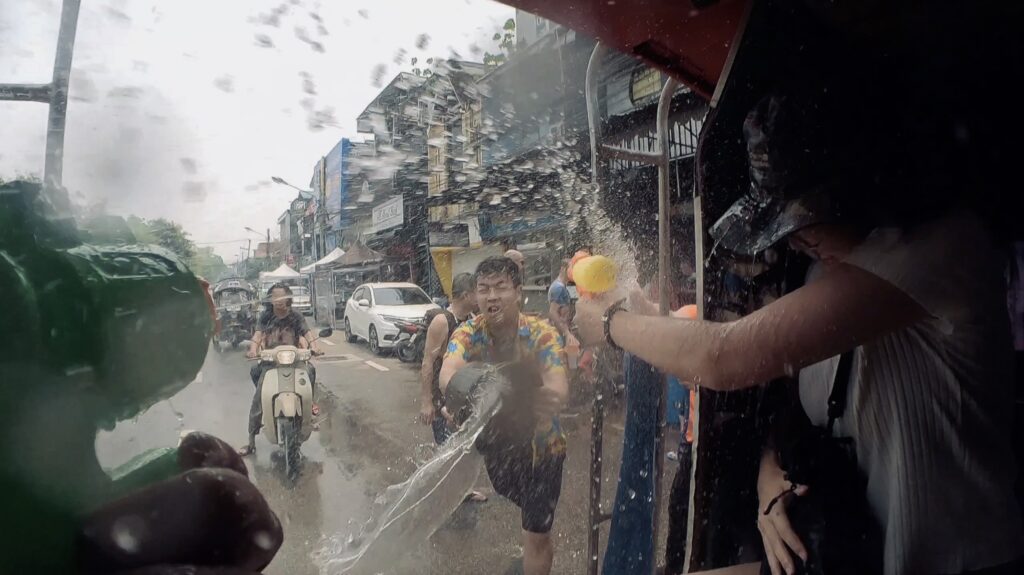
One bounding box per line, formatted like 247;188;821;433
239;283;321;456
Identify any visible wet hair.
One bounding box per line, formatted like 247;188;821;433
475;256;521;287
451;272;477;298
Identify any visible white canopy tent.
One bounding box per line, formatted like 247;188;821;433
299;247;346;274
260;263;300;281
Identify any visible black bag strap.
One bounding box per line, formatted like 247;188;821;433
440;310;458;338
826;351;855;434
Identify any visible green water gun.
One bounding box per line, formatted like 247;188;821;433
0;180;215;573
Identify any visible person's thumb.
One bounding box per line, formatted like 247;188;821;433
793;484;810;497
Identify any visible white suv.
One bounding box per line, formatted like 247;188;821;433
343;282;440;355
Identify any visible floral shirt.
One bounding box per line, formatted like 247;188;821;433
446;313;567;460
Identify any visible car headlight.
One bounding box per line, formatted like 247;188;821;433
379;315;406;325
275;349;297;365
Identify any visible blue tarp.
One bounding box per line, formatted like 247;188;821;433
602;353;659;575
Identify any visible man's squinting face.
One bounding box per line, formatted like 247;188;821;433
270;288;290;313
476;273;520;323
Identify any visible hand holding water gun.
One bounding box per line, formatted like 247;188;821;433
569;253;627;348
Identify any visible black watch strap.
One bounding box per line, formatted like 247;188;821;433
602;298;628;350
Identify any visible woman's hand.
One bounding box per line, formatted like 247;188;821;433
757;449;809;575
573;296;612;347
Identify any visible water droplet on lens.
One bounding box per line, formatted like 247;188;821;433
111;516;145;554
254;530;275;550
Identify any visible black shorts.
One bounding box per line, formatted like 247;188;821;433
483;442;565;534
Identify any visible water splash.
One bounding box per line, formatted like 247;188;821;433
314;369;507;574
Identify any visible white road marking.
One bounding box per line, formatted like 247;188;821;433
317;354;360;362
320;339;336;346
365;360;389;372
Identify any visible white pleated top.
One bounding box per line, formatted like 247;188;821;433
799;212;1023;575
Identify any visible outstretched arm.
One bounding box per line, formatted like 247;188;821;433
577;263;925;391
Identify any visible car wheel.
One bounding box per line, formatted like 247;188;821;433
345;318;357;343
368;325;382;356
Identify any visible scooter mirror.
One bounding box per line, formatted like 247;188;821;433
318;328;333;338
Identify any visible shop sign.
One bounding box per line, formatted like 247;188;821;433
372;196;403;232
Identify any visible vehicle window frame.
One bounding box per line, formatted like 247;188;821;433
371;286;431;306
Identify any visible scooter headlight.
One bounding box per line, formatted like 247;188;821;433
275;349;297;365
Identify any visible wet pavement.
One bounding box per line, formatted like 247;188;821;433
95;331;679;574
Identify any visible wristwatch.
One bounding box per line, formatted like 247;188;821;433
602;298;628;350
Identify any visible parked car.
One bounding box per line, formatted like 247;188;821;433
291;285;312;316
343;282;440;355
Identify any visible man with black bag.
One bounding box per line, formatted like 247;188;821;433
418;272;478;445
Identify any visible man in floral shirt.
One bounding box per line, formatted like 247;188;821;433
440;256;568;575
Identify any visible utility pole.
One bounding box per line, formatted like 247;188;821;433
266;228;271;265
0;0;81;195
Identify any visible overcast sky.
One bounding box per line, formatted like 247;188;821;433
0;0;514;260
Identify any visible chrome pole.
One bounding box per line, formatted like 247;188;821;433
583;41;609;575
651;75;680;573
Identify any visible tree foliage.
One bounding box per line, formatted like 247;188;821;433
123;216;196;261
188;246;228;281
147;218;196;260
484;17;517;67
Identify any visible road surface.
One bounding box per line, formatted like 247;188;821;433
95;330;678;574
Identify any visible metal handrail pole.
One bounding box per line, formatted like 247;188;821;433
651;76;680;574
583;41;610;575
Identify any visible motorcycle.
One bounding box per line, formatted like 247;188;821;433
213;279;256;353
253;327;331;480
393;319;426;363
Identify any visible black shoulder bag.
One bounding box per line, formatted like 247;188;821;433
762;352;884;575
